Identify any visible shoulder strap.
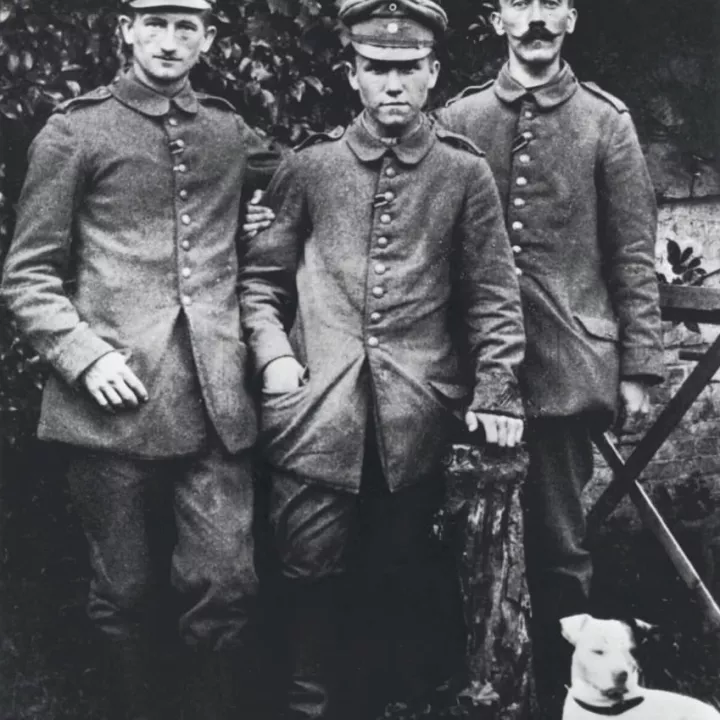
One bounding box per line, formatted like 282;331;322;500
580;81;628;113
293;125;346;152
444;78;494;108
54;86;112;114
196;92;237;112
434;125;485;157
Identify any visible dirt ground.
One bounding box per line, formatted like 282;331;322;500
0;442;717;720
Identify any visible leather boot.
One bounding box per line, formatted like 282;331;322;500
284;579;341;720
183;647;268;720
101;636;157;720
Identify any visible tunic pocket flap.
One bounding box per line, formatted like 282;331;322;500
574;314;620;341
428;380;469;401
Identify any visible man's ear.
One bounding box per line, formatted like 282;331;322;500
118;15;135;45
565;7;578;35
346;59;359;92
201;25;217;53
490;11;505;37
560;614;591;647
427;57;440;90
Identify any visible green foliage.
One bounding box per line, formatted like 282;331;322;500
0;0;717;446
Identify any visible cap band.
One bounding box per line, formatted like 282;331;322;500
123;0;214;9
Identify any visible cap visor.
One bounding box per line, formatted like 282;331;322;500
127;0;212;9
352;42;432;61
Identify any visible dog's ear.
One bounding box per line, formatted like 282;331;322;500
630;618;658;646
560;613;591;646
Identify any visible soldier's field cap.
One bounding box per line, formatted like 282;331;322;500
339;0;448;61
122;0;214;10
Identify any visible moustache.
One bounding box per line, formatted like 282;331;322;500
521;26;558;43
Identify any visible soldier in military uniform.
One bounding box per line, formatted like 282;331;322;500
239;1;526;717
1;1;278;718
435;1;664;716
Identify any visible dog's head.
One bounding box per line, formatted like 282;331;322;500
561;614;654;702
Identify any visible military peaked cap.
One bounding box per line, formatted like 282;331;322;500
339;0;448;61
121;0;214;10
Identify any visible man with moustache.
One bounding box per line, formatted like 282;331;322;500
238;1;526;717
1;1;278;718
436;1;664;716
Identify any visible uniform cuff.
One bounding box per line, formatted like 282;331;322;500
252;331;295;381
620;347;665;385
51;324;116;385
469;368;525;418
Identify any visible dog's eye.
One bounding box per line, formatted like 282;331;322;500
591;649;605;655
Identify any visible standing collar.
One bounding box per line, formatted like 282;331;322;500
345;112;436;165
110;70;199;117
494;61;578;109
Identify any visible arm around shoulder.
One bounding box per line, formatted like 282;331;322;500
238;152;308;379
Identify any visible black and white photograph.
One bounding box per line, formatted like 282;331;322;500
0;1;718;718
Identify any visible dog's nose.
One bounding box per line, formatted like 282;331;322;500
615;670;629;685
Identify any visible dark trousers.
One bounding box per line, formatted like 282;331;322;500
522;416;598;717
269;436;455;720
66;434;259;719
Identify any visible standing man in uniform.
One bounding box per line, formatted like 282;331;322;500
239;1;526;718
1;2;277;718
436;1;664;716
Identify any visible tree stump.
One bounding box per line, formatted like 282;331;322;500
438;443;534;720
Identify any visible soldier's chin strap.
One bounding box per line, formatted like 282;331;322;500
572;696;645;716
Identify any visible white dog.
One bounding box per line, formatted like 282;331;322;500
560;614;719;720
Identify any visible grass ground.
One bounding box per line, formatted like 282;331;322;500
0;443;717;719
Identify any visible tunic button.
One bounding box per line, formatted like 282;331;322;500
513;198;526;207
368;337;379;348
370;312;382;322
375;263;387;275
516;177;528;187
519;154;531;164
179;189;189;200
182;294;192;306
524;110;533;119
380;213;391;224
372;286;384;298
385;167;396;178
523;131;533;140
175;164;187;173
377;236;389;247
512;221;524;231
181;214;191;225
515;267;523;276
182;240;191;250
512;245;521;254
384;191;394;202
168;117;179;127
182;267;191;278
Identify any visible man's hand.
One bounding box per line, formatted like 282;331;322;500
82;351;148;412
242;189;275;239
263;356;306;394
465;411;524;448
617;379;651;431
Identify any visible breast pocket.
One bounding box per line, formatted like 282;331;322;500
574;314;619;343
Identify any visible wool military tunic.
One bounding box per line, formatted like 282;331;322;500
239;116;526;492
2;71;278;456
437;63;663;418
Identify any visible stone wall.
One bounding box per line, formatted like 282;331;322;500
585;197;720;602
